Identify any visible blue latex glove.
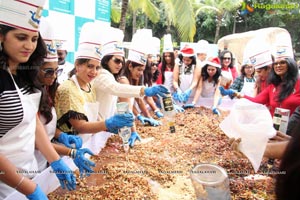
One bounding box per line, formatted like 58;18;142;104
219;86;236;97
73;148;95;178
137;115;161;126
50;159;76;191
154;110;164;118
174;104;185;113
172;89;185;102
105;113;134;134
183;103;195;109
58;133;82;149
128;131;141;147
144;85;169;98
26;185;47;200
212;107;221;116
182;89;192;103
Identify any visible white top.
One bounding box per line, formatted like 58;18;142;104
93;68;143;119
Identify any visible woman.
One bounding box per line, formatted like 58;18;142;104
172;47;201;104
93;27;169;138
55;22;134;150
220;57;300;116
229;62;256;97
156;51;176;91
185;57;222;115
219;50;238;89
141;55;164;119
35;26;95;177
0;14;75;200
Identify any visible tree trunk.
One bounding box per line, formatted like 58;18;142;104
232;13;237;34
214;15;222;44
132;11;137;36
119;0;129;33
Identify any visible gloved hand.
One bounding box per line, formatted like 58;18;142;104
50;158;76;190
26;185;47;200
183;103;195;109
128;131;141;147
212;107;221;116
182;89;192;103
144;85;169;98
219;86;236;97
58;133;82;149
154;110;164;118
73;148;95;178
105;113;134;134
137;115;161;126
173;104;184;113
228;138;245;158
172;89;185;102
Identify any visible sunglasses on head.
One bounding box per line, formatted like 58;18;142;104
112;57;123;65
273;60;287;66
41;68;63;78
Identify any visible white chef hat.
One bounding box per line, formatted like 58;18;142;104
196;39;209;54
0;0;46;32
56;40;70;51
127;29;152;65
148;37;160;55
76;22;102;61
39;17;58;62
163;34;173;53
245;37;273;69
272;32;294;60
100;26;124;58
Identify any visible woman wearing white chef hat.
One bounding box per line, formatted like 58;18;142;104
0;1;76;199
55;22;134;148
93;27;170;146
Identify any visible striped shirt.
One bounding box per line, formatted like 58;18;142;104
0;69;32;137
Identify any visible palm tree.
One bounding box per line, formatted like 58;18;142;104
116;0;196;42
161;0;196;42
195;0;242;43
119;0;129;32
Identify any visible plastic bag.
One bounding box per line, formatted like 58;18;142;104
219;99;276;172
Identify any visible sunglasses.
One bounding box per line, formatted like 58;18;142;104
112;57;123;65
151;63;158;66
222;57;231;60
273;60;287;66
41;68;63;78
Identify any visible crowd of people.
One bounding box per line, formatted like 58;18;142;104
0;1;300;199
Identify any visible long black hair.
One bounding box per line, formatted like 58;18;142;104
101;55;124;81
161;52;175;84
120;60;143;86
0;25;48;119
201;64;221;86
38;62;60;124
268;57;299;102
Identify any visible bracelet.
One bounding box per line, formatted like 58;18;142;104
70;149;77;159
67;148;72;157
14;176;25;189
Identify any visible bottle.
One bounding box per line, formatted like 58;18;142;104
161;94;176;133
273;108;282;131
116;102;131;152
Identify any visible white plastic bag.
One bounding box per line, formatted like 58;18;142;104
219;99;276;172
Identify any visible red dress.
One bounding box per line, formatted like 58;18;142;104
244;79;300;116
